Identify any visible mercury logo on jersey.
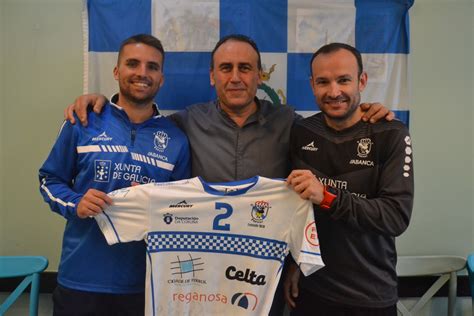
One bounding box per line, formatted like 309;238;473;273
92;131;113;142
225;266;266;286
301;141;318;152
169;200;193;208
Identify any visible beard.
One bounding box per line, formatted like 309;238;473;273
119;84;158;106
319;93;360;122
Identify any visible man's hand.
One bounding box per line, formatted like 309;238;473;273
360;102;395;123
76;188;113;219
283;262;301;309
64;94;108;126
287;170;324;205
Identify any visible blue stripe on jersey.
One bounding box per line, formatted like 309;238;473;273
103;211;122;243
146;251;156;316
300;250;322;257
147;231;288;263
199;176;259;196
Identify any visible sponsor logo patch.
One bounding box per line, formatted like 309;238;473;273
301;141;318;152
225;266;266;286
92;131;113;142
163;213;173;225
169;200;193;208
231;292;258;311
305;221;319;246
169;254;206;286
94;160;111;182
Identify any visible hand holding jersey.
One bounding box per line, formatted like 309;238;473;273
286;170;324;205
76;188;112;218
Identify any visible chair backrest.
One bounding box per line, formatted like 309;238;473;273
0;256;48;316
397;255;467;276
467;253;474;304
396;255;466;316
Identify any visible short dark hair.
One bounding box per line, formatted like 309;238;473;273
310;43;363;77
210;34;262;70
118;34;165;68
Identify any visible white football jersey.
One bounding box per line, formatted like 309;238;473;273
96;176;324;315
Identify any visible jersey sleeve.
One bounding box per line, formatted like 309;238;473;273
95;185;150;245
330;127;414;237
38;120;83;219
289;199;325;276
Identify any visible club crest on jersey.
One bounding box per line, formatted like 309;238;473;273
357;138;373;158
94;160;111;182
154;130;170;152
250;201;270;224
163;213;173;225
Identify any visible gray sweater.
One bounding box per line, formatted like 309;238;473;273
170;98;298;182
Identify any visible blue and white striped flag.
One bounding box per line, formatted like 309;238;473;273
83;0;413;124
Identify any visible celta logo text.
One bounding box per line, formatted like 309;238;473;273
225;266;266;285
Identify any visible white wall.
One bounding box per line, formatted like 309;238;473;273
0;0;472;287
396;0;474;257
0;0;5;253
0;0;83;259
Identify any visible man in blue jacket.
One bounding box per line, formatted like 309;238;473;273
39;34;190;316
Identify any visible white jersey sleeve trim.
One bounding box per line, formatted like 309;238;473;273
40;178;76;208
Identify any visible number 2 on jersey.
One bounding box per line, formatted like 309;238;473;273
213;202;233;231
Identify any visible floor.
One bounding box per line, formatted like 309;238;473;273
0;293;52;316
0;293;472;315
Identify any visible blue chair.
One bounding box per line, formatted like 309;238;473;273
0;256;48;316
467;253;474;306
